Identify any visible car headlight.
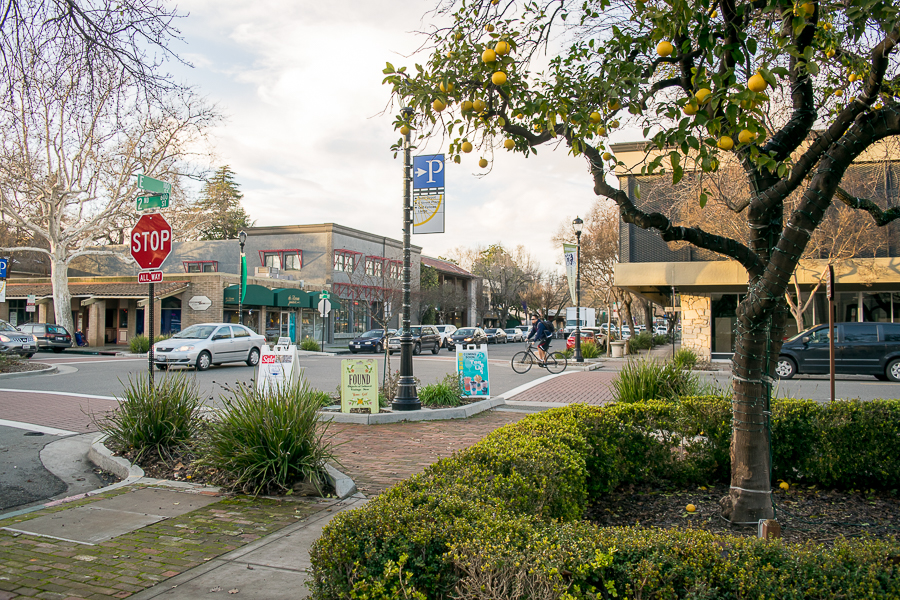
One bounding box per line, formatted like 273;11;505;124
175;345;194;352
0;335;9;342
464;337;472;342
33;335;39;343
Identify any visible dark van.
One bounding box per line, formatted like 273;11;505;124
776;322;900;381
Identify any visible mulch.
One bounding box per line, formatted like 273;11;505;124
585;482;900;545
0;360;51;373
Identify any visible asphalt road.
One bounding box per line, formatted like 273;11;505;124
0;425;67;511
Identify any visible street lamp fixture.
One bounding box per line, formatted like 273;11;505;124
573;216;584;363
238;230;247;326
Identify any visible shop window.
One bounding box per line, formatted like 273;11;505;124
8;299;32;327
388;260;402;279
183;261;218;273
333;250;361;273
365;257;383;277
259;249;302;271
161;297;182;335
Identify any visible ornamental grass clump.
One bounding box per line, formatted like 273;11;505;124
418;373;465;407
96;372;204;461
612;358;702;403
300;338;321;351
579;340;600;358
204;379;336;495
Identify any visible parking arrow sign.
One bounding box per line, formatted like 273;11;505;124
412;154;445;189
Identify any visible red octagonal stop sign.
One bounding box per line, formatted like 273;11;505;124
130;213;172;270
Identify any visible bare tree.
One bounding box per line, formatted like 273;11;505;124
0;57;217;333
472;244;538;328
523;270;569;323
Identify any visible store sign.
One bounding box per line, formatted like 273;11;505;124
256;343;301;395
0;281;5;303
340;358;379;414
26;294;36;313
188;295;212;311
456;343;490;398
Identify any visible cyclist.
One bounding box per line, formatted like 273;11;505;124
525;313;552;364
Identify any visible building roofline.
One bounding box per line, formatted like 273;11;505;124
246;223;422;252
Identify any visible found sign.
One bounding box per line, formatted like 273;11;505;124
456;343;489;398
341;358;378;413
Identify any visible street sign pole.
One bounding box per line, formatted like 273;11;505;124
149;282;155;388
827;264;835;403
394;108;420;411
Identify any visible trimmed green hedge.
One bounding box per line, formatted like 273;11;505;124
309;399;900;599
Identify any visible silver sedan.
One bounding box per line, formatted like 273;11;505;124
153;323;267;371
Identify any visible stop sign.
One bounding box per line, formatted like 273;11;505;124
130;213;172;270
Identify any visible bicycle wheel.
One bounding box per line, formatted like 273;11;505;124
545;351;567;374
511;351;535;374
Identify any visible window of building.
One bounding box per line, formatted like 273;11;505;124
183;261;218;273
259;250;302;271
8;299;33;327
388;260;402;279
333;250;361;273
365;257;384;277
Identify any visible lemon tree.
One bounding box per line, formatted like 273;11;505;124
384;0;900;524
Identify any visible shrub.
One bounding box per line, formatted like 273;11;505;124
300;338;321;351
579;340;600;358
652;333;670;345
673;347;699;370
419;373;464;407
628;331;653;350
130;335;150;353
612;358;703;403
95;372;203;461
203;379;336;495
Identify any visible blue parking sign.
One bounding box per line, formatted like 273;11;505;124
0;258;7;279
413;154;445;190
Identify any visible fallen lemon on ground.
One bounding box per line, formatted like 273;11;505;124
686;504;696;513
479;158;488;168
780;481;790;490
748;72;767;93
461;141;473;153
482;49;497;63
433;99;447;112
657;41;673;57
504;138;515;149
492;71;507;85
717;135;734;150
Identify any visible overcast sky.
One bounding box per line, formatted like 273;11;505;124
170;0;635;272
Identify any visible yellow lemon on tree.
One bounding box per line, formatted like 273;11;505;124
461;141;473;153
473;99;486;112
482;49;497;63
738;129;755;144
503;138;515;150
454;32;464;40
874;102;884;109
439;81;454;93
596;125;607;136
400;125;410;135
849;73;859;82
717;135;734;150
516;112;524;119
608;99;621;111
491;71;507;85
433;99;447;112
461;100;474;112
801;2;814;15
779;481;790;490
695;88;712;103
834;89;844;97
495;40;510;55
446;51;453;58
657;41;673;57
684;101;699;115
710;9;718;17
748;72;768;93
492;0;499;4
478;158;488;168
590;111;602;123
686;504;697;513
485;23;495;32
602;151;613;161
823;22;831;30
609;119;620;128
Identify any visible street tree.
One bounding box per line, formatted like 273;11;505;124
523;270;570;324
384;0;900;523
196;166;255;240
472;244;537;328
0;57;217;335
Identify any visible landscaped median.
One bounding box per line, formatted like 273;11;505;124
308;398;900;599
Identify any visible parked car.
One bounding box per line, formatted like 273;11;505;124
566;329;602;350
448;327;488;350
387;325;442;355
153;323;266;371
434;324;458;348
348;329;396;354
504;328;524;342
654;324;669;336
0;320;37;358
483;327;508;344
776;322;900;381
16;323;72;353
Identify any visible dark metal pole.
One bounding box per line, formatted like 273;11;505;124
148;281;154;389
393;108;420;411
575;229;583;363
671;286;676;358
238;239;245;326
828;265;835;403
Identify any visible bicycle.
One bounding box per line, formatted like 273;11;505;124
511;341;567;374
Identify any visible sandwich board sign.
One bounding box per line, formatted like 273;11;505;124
256;343;301;395
456;343;490;398
341;358;378;413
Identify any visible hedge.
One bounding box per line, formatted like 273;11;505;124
309;399;900;599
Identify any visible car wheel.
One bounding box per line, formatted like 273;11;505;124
156;364;169;371
24;353;35;359
375;343;383;353
349;348;358;354
246;347;260;367
886;359;900;382
431;342;439;354
775;357;796;379
196;351;212;371
413;342;421;355
52;347;65;353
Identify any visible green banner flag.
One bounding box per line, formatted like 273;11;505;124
240;254;247;302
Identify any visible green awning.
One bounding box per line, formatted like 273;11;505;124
224;284;275;306
273;288;310;308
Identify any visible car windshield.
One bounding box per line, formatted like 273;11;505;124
787;326;824;342
47;325;67;334
457;328;476;336
360;330;386;338
504;329;516;334
0;321;17;332
172;324;216;339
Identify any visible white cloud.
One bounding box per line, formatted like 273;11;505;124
172;0;627;271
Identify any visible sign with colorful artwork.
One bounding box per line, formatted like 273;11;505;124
563;243;577;304
341;358;379;413
456;343;490;398
256;343;301;395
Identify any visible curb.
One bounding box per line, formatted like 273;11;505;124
0;364;58;379
318;396;505;424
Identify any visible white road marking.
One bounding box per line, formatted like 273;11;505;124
0;419;77;436
0;388;118;401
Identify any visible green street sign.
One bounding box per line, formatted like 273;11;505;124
136;194;170;211
320;291;330;300
136;174;172;195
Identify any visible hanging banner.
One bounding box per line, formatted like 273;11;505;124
563;243;577;304
257;343;301;395
340;358;379;413
456;343;490;398
412;154;445;234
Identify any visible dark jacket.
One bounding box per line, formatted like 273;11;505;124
527;320;551;342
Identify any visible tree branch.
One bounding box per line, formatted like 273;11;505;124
834;185;900;226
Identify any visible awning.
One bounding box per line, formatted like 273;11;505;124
224;284;275;306
273;288;310;308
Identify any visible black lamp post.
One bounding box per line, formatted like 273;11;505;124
238;230;247;326
573;217;584;362
393;107;420;411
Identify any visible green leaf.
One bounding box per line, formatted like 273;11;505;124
699;192;708;208
673;164;684;185
747;38;758;55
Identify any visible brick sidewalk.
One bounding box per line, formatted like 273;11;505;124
0;391;117;433
509;371;618;404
